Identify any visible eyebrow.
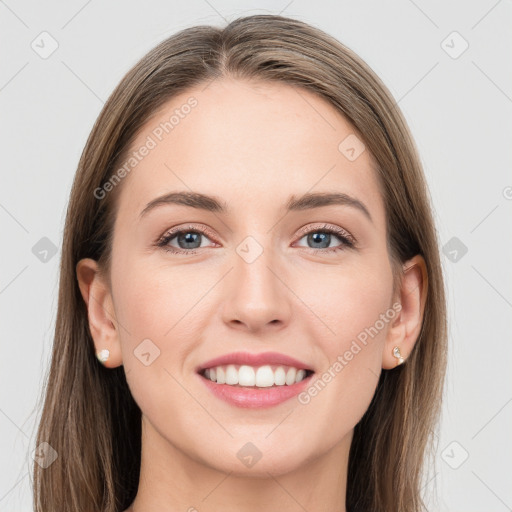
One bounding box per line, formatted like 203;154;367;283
139;190;373;223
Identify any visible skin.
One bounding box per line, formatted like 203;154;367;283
76;77;426;512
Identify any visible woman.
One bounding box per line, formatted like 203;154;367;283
32;14;447;512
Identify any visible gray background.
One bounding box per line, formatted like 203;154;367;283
1;1;511;511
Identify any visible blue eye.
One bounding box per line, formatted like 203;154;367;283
156;225;214;255
156;223;355;256
295;227;355;253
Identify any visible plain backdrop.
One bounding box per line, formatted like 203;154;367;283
1;1;511;511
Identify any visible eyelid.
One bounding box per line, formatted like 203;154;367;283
157;224;217;244
156;221;357;254
295;222;357;245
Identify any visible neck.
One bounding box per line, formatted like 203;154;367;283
124;416;351;512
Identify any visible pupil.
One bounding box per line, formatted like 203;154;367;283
309;232;330;249
179;232;201;249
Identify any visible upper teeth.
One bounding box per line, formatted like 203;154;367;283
203;364;309;387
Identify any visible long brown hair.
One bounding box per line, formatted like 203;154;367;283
32;14;447;512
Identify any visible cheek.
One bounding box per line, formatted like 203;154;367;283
302;255;394;353
112;259;205;425
294;257;393;425
111;256;207;414
113;257;203;345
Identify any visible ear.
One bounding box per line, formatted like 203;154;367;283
76;258;122;368
382;254;428;369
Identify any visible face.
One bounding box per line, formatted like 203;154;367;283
86;78;405;477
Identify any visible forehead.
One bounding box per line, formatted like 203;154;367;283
114;77;384;224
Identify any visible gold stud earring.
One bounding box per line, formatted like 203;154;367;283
96;349;110;364
392;346;404;366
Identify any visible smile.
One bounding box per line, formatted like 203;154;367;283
201;364;313;387
198;365;315;408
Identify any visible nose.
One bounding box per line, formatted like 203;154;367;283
220;240;292;333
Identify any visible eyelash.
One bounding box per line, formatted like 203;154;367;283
155;223;356;256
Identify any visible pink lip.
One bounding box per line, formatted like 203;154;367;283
198;372;314;408
196;351;314;373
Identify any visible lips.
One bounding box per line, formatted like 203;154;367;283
196;351;314;373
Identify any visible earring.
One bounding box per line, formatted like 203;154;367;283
392;346;405;366
96;349;110;364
